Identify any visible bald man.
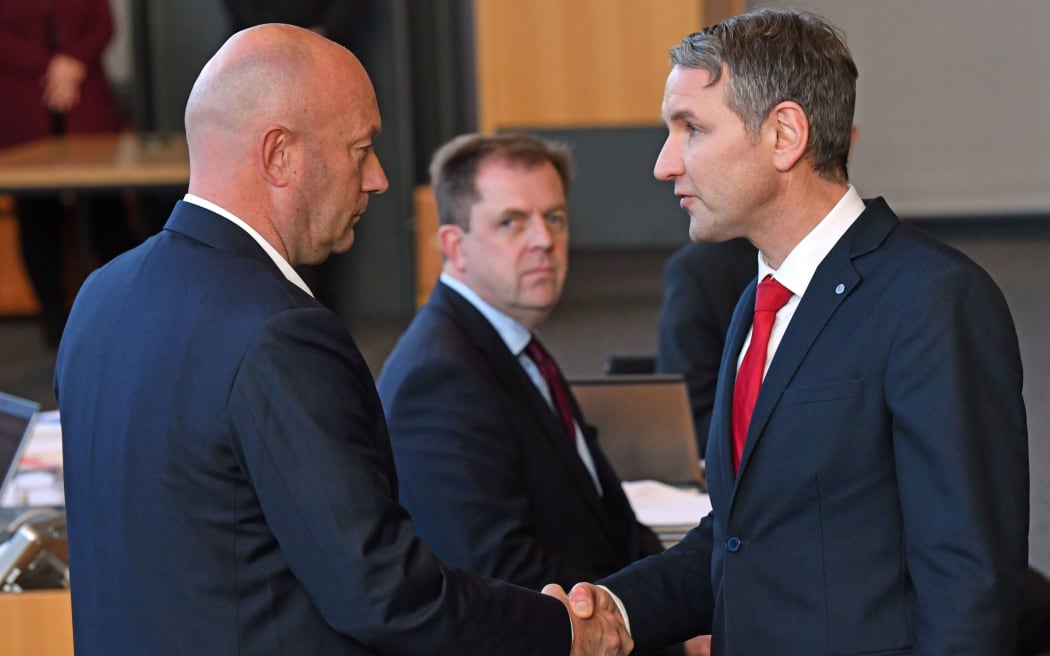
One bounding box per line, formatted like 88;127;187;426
54;25;629;656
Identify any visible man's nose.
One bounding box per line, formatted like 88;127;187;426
364;153;389;194
653;135;682;181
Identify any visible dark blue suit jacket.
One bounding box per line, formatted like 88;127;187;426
54;202;569;655
377;281;662;590
602;198;1030;655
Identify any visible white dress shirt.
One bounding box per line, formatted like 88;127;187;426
737;186;866;376
183;194;314;298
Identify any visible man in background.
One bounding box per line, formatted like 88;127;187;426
379;132;664;591
656;238;755;456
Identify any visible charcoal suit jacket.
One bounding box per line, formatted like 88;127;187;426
657;238;757;455
378;281;663;590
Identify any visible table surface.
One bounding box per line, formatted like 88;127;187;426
0;133;189;192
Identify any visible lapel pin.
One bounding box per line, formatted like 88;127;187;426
835;283;846;294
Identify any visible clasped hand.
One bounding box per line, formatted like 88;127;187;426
41;53;86;113
542;582;633;656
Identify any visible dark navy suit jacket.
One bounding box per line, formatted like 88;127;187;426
378;281;663;590
54;202;569;655
602;198;1030;655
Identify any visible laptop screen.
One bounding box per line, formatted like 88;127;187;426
0;392;40;500
570;375;703;487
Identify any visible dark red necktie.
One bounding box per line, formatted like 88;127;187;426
731;276;793;473
524;338;576;443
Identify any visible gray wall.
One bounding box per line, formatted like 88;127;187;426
753;0;1050;217
544;1;1050;252
527;128;689;250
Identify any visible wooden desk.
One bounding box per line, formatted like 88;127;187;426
0;133;189;193
0;133;189;316
0;589;73;656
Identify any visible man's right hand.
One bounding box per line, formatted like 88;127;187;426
543;583;633;655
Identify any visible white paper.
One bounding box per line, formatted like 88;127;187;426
621;479;711;530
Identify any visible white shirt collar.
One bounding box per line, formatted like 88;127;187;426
439;272;532;355
758;185;866;295
182;194;313;298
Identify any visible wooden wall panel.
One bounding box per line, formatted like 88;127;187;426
474;0;703;131
704;0;746;25
0;195;41;317
0;590;73;656
413;185;441;308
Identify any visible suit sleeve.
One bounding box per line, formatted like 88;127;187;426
384;353;606;590
227;307;571;654
886;263;1029;652
600;512;716;651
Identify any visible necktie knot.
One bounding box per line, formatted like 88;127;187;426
755;276;793;313
523;338;553;368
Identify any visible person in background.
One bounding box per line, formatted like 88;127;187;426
221;0;363;45
55;24;630;656
656;238;756;456
0;0;138;347
378;132;664;589
563;9;1029;654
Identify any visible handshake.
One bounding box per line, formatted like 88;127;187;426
543;583;712;656
542;582;631;656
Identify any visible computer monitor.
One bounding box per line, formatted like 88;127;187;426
0;392;40;502
570;375;703;487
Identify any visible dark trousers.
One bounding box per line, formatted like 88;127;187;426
15;193;137;346
1019;565;1050;656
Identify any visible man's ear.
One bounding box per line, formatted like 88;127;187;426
437;223;467;272
769;101;809;172
259;125;293;187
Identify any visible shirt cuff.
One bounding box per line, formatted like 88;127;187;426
598;584;631;635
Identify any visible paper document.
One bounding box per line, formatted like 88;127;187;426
621;479;711;529
2;410;64;508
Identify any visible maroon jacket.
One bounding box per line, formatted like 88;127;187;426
0;0;123;148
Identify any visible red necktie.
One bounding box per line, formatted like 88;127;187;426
731;276;793;473
524;338;577;443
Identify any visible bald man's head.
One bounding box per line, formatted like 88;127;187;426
181;23;387;266
185;24;368;171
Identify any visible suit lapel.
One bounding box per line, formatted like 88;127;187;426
710;279;757;502
734;199;899;482
163;201;276;269
432;283;560;429
430;284;613;521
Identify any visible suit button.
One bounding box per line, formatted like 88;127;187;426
725;536;742;552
